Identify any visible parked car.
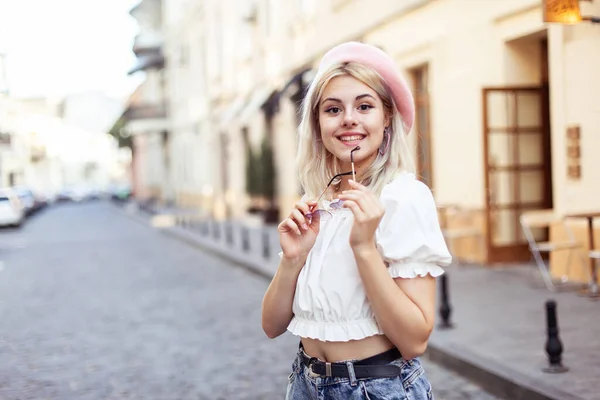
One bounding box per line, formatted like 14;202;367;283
13;187;37;216
110;184;132;202
0;188;24;228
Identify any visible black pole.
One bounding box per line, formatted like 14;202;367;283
212;220;220;240
225;222;233;245
542;300;568;373
241;226;249;252
262;229;270;259
438;274;454;329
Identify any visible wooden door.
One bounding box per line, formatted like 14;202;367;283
483;87;552;263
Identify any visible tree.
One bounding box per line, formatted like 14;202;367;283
108;117;133;150
260;136;276;203
245;145;262;197
244;136;278;222
260;136;278;223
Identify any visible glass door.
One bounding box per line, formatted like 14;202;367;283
483;87;552;263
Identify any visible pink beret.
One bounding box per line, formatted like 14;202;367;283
317;42;415;133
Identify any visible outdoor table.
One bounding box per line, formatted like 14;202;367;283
565;211;600;298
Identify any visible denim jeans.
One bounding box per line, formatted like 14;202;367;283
285;348;434;400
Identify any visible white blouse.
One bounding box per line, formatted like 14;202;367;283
286;172;452;342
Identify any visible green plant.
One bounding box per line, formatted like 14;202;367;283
260;136;276;202
108;117;133;149
245;145;262;196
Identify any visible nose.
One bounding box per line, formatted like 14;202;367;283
342;109;358;128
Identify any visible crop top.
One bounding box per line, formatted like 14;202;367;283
285;172;452;342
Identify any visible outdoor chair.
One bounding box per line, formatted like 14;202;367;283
438;205;485;265
520;209;586;291
589;250;600;295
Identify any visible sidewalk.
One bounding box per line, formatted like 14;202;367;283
119;201;600;400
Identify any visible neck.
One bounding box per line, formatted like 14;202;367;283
336;152;377;191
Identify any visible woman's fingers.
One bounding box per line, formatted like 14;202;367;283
285;217;302;235
348;179;368;191
294;201;311;214
291;209;309;230
340;190;383;220
278;199;319;236
342;199;366;221
339;191;368;214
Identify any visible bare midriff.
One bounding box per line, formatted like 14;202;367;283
300;334;395;363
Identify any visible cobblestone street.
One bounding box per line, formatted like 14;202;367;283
0;202;501;399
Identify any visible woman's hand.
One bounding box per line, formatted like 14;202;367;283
277;200;320;264
339;180;385;252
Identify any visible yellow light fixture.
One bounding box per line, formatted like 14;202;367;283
543;0;582;24
543;0;600;24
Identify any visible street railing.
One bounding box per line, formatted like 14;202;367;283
172;214;280;262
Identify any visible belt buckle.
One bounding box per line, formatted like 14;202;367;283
325;362;332;377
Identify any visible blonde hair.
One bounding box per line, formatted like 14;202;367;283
296;62;415;203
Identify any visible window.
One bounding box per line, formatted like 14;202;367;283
411;65;433;188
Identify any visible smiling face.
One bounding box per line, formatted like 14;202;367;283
318;75;389;173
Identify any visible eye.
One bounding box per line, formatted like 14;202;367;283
358;104;374;111
325;107;341;114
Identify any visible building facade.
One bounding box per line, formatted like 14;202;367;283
124;0;171;202
142;0;599;280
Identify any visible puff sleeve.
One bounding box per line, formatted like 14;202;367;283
376;174;452;278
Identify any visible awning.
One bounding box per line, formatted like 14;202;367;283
219;94;249;126
264;67;314;112
238;86;274;124
128;53;165;75
280;67;313;97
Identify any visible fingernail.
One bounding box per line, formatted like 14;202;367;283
302;224;308;230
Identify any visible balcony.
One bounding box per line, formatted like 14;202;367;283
0;132;11;146
132;32;163;55
128;52;165;75
30;144;46;163
124;103;167;121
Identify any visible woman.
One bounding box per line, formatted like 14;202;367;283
261;42;451;399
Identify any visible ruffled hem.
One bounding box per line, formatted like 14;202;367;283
387;262;445;279
287;317;383;342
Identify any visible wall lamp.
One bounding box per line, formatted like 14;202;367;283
543;0;600;24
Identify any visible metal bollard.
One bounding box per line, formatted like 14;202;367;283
241;226;249;252
262;229;270;259
438;274;454;329
225;222;233;245
212;221;220;240
542;300;568;373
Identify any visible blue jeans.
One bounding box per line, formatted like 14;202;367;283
286;348;434;400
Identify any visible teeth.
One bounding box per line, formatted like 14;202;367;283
339;135;364;142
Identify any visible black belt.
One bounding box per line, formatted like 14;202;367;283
299;346;403;379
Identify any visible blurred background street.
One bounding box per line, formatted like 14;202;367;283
0;201;500;400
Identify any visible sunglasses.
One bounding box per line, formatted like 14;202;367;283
306;146;360;223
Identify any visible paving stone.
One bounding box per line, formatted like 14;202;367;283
0;202;503;399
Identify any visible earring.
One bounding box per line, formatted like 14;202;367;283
379;128;391;155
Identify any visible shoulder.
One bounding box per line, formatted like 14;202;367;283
380;172;434;207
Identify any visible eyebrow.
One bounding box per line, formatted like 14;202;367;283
322;94;376;103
